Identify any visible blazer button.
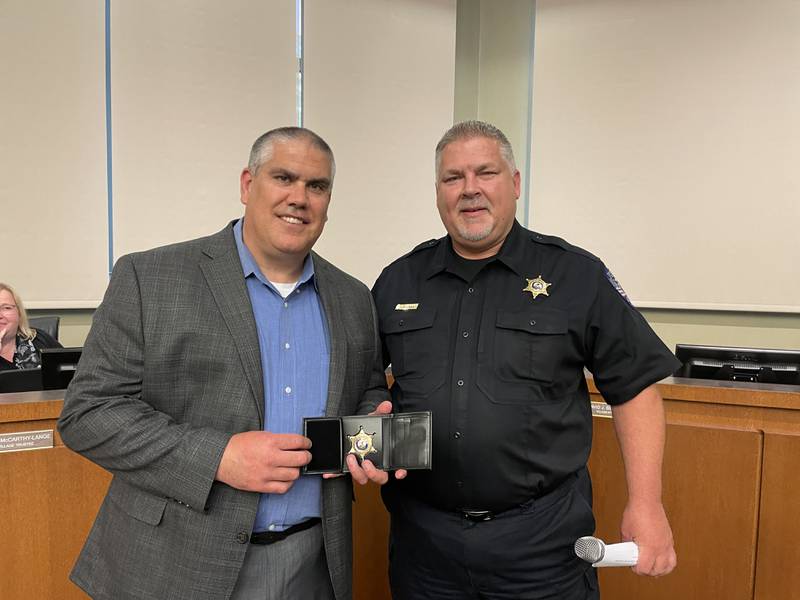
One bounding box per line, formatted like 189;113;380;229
236;532;249;544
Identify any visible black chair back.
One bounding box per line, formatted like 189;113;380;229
28;316;60;341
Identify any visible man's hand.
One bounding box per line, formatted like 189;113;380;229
620;500;677;576
215;431;312;494
342;400;408;485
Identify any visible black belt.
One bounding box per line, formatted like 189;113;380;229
457;470;584;523
249;518;321;545
461;510;495;522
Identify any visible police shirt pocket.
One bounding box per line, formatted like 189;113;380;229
108;479;168;526
381;307;437;380
493;308;568;384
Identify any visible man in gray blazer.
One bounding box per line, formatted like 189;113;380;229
58;127;392;600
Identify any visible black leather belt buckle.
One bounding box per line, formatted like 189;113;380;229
302;411;432;474
461;510;495;522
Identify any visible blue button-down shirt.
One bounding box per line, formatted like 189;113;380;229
233;219;330;532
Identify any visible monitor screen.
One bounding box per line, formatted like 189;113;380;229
675;344;800;386
0;368;43;393
40;347;82;390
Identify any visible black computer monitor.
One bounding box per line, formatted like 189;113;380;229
40;347;82;390
675;344;800;386
0;368;43;393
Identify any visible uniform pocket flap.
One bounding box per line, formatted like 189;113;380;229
496;308;568;335
382;307;436;334
108;479;168;526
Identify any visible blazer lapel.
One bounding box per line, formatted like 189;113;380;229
199;225;265;424
313;252;347;417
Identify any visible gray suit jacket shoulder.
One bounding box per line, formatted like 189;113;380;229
58;223;388;600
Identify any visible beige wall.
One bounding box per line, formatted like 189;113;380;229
454;0;799;352
24;1;800;353
454;0;534;223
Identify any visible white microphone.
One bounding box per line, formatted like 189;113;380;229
574;536;638;567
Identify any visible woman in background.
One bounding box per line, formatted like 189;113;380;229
0;282;61;371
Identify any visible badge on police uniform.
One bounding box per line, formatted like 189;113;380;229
523;275;551;300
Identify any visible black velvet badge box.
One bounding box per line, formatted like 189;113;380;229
303;411;432;474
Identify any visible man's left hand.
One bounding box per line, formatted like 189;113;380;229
325;400;408;485
620;500;677;577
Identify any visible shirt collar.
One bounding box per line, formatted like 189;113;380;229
233;218;318;291
424;219;527;279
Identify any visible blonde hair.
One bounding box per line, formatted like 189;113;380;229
0;282;35;340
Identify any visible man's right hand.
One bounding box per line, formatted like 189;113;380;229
215;431;312;494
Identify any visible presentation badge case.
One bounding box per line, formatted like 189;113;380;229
303;411;432;474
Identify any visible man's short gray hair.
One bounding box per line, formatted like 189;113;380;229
248;126;336;180
435;120;517;178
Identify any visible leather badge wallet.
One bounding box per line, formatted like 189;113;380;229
303;411;432;474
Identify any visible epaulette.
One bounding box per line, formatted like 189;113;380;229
527;230;602;263
401;238;442;259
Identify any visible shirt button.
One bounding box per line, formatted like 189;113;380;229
457;379;464;386
283;302;289;308
284;342;291;349
268;524;276;531
462;330;469;338
398;319;404;326
236;532;249;544
468;287;474;293
285;386;292;394
454;431;461;439
529;320;536;326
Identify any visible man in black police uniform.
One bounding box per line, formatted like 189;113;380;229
372;121;680;599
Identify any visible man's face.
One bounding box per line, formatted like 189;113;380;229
240;138;332;271
436;136;520;259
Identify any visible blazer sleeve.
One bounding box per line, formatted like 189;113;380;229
356;295;391;416
57;254;232;511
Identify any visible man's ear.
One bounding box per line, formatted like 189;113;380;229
240;168;254;205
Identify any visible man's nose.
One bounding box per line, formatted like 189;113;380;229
462;173;480;197
287;182;310;206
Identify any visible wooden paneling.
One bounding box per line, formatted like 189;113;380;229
353;482;391;600
590;418;762;600
0;402;109;600
754;433;800;600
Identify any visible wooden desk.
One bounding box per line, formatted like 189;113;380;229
4;379;799;600
0;391;109;600
589;377;800;600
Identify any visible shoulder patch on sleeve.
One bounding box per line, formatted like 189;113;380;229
605;268;633;305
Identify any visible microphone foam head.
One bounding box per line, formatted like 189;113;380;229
574;536;604;563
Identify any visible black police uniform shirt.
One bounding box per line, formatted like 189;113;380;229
372;220;680;514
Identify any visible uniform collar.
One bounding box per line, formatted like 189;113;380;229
424;220;527;279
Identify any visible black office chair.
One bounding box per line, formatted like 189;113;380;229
28;316;60;341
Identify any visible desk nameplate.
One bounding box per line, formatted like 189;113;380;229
0;429;54;453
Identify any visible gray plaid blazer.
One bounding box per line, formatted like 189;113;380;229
58;223;387;600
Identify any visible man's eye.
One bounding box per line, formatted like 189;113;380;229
275;174;289;182
443;175;461;183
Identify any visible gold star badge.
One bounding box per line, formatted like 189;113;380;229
347;426;378;461
523;275;551;300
